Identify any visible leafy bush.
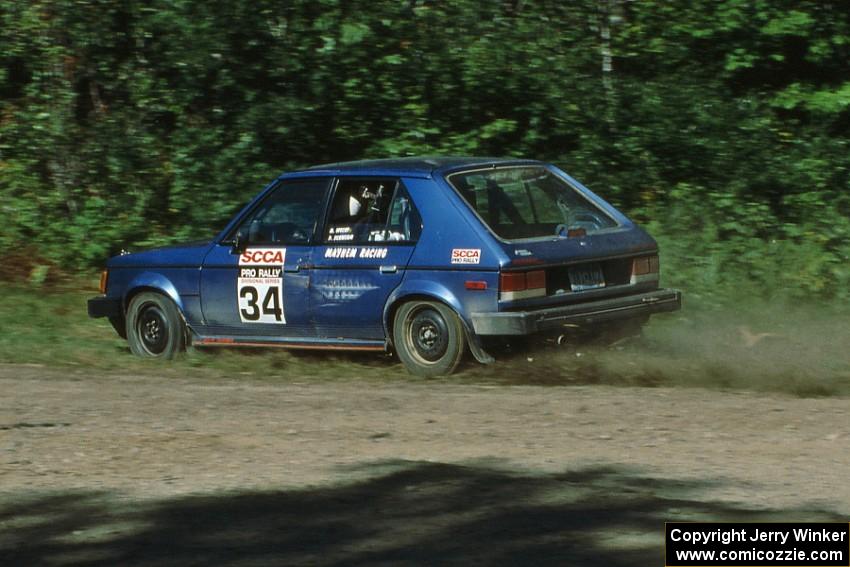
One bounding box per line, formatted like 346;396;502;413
0;1;847;301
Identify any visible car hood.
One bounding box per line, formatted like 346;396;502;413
107;240;214;268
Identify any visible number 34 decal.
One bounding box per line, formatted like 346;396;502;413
237;247;287;324
239;285;283;322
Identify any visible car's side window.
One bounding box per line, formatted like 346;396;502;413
236;178;329;245
324;179;421;244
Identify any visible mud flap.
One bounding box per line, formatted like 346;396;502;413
463;325;495;364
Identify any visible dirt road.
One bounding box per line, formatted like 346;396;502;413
1;364;848;565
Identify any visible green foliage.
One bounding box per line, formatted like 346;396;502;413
0;0;848;300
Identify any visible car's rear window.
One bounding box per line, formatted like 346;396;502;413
447;166;617;241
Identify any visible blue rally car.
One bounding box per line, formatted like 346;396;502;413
88;157;681;376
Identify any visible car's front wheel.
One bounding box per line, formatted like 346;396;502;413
393;300;466;377
126;292;186;358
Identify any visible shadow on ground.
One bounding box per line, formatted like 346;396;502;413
0;462;841;566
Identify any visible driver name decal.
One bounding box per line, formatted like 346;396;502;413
238;247;285;324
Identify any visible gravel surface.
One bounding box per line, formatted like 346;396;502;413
2;364;847;508
1;363;847;565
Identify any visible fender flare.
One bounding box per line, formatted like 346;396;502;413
123;272;186;314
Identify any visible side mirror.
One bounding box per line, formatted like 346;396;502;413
231;227;249;254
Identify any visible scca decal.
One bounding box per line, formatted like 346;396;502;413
451;248;481;264
240;249;285;266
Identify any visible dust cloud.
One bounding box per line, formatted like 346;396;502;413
475;301;850;397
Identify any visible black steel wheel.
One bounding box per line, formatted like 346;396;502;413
393;301;466;377
126;292;186;359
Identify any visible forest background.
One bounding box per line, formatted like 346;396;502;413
1;0;849;304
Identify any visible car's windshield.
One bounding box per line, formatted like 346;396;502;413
447;166;617;241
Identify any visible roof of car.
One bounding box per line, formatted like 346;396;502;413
280;156;543;179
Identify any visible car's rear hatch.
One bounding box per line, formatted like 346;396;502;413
444;163;666;311
495;228;662;310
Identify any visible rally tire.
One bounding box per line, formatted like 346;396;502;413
393;301;466;377
126;292;186;359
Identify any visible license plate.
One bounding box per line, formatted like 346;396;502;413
568;263;605;291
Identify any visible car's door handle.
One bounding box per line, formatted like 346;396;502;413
284;262;313;273
379;265;398;274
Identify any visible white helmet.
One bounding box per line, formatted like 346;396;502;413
348;195;362;217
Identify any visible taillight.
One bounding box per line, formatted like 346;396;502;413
99;270;109;294
500;272;526;292
526;269;546;289
499;269;546;301
630;255;659;283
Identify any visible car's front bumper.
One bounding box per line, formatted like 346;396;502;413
471;288;682;335
88;296;122;319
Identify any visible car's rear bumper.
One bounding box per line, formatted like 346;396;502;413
470;288;681;335
88;296;122;319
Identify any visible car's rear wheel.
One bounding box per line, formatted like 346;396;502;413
393;300;466;377
126;292;186;359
